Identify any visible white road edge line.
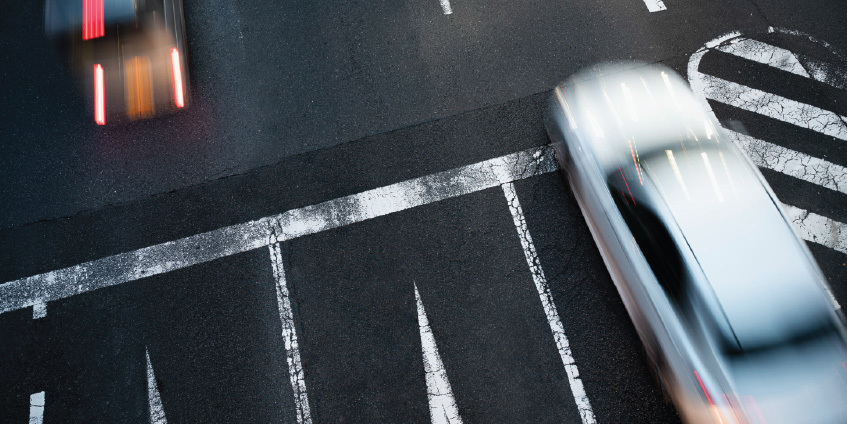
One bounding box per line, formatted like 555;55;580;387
269;243;313;424
146;348;168;424
29;391;44;424
0;146;555;316
643;0;666;13
415;283;463;424
439;0;452;14
501;182;596;424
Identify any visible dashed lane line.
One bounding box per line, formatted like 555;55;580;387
643;0;666;13
0;146;555;316
439;0;452;15
502;182;596;424
415;283;463;424
28;391;44;424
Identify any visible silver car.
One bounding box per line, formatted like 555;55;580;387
545;63;847;424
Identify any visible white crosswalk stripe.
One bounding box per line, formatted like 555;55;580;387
689;28;847;256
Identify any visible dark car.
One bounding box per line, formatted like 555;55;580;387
45;0;189;124
545;62;847;423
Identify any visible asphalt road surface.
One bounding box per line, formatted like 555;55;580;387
1;0;846;422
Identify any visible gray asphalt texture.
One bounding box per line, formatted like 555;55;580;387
1;0;846;422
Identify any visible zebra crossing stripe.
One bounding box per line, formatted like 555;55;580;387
731;131;847;196
689;29;847;256
697;74;847;141
716;38;811;78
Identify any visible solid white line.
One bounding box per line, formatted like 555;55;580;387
414;283;463;424
33;301;46;319
730;130;847;195
269;243;312;424
699;73;847;141
29;391;44;424
642;0;666;12
146;349;168;424
782;204;847;255
439;0;452;14
0;146;555;316
501;182;596;424
717;38;810;77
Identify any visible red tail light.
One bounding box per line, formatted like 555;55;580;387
694;370;715;406
82;0;104;40
170;48;185;108
94;64;105;125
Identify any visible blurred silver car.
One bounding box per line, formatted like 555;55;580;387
545;63;847;424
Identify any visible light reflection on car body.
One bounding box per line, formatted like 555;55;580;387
545;62;847;424
45;0;190;124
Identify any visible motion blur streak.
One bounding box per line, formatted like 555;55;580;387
124;56;155;120
82;0;104;40
694;370;715;406
171;48;184;108
93;64;105;125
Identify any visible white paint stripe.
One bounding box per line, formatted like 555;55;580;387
146;349;167;424
729;130;847;195
501;182;596;424
415;284;463;424
32;301;46;319
0;146;555;316
439;0;452;14
28;391;44;424
717;38;810;77
699;74;847;141
803;57;847;91
782;203;847;255
781;203;844;310
269;243;312;424
642;0;666;12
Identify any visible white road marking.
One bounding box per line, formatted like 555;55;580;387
782;204;847;256
688;29;847;255
803;57;847;91
501;182;596;424
698;74;847;141
642;0;666;12
716;38;810;77
414;284;463;424
439;0;452;14
33;301;46;319
146;349;168;424
269;243;312;424
731;131;847;195
28;391;44;424
0;146;555;316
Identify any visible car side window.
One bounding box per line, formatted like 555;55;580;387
608;177;686;304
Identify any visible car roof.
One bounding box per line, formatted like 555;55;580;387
561;62;833;350
638;145;831;350
557;62;714;173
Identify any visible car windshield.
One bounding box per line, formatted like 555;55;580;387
608;140;832;350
